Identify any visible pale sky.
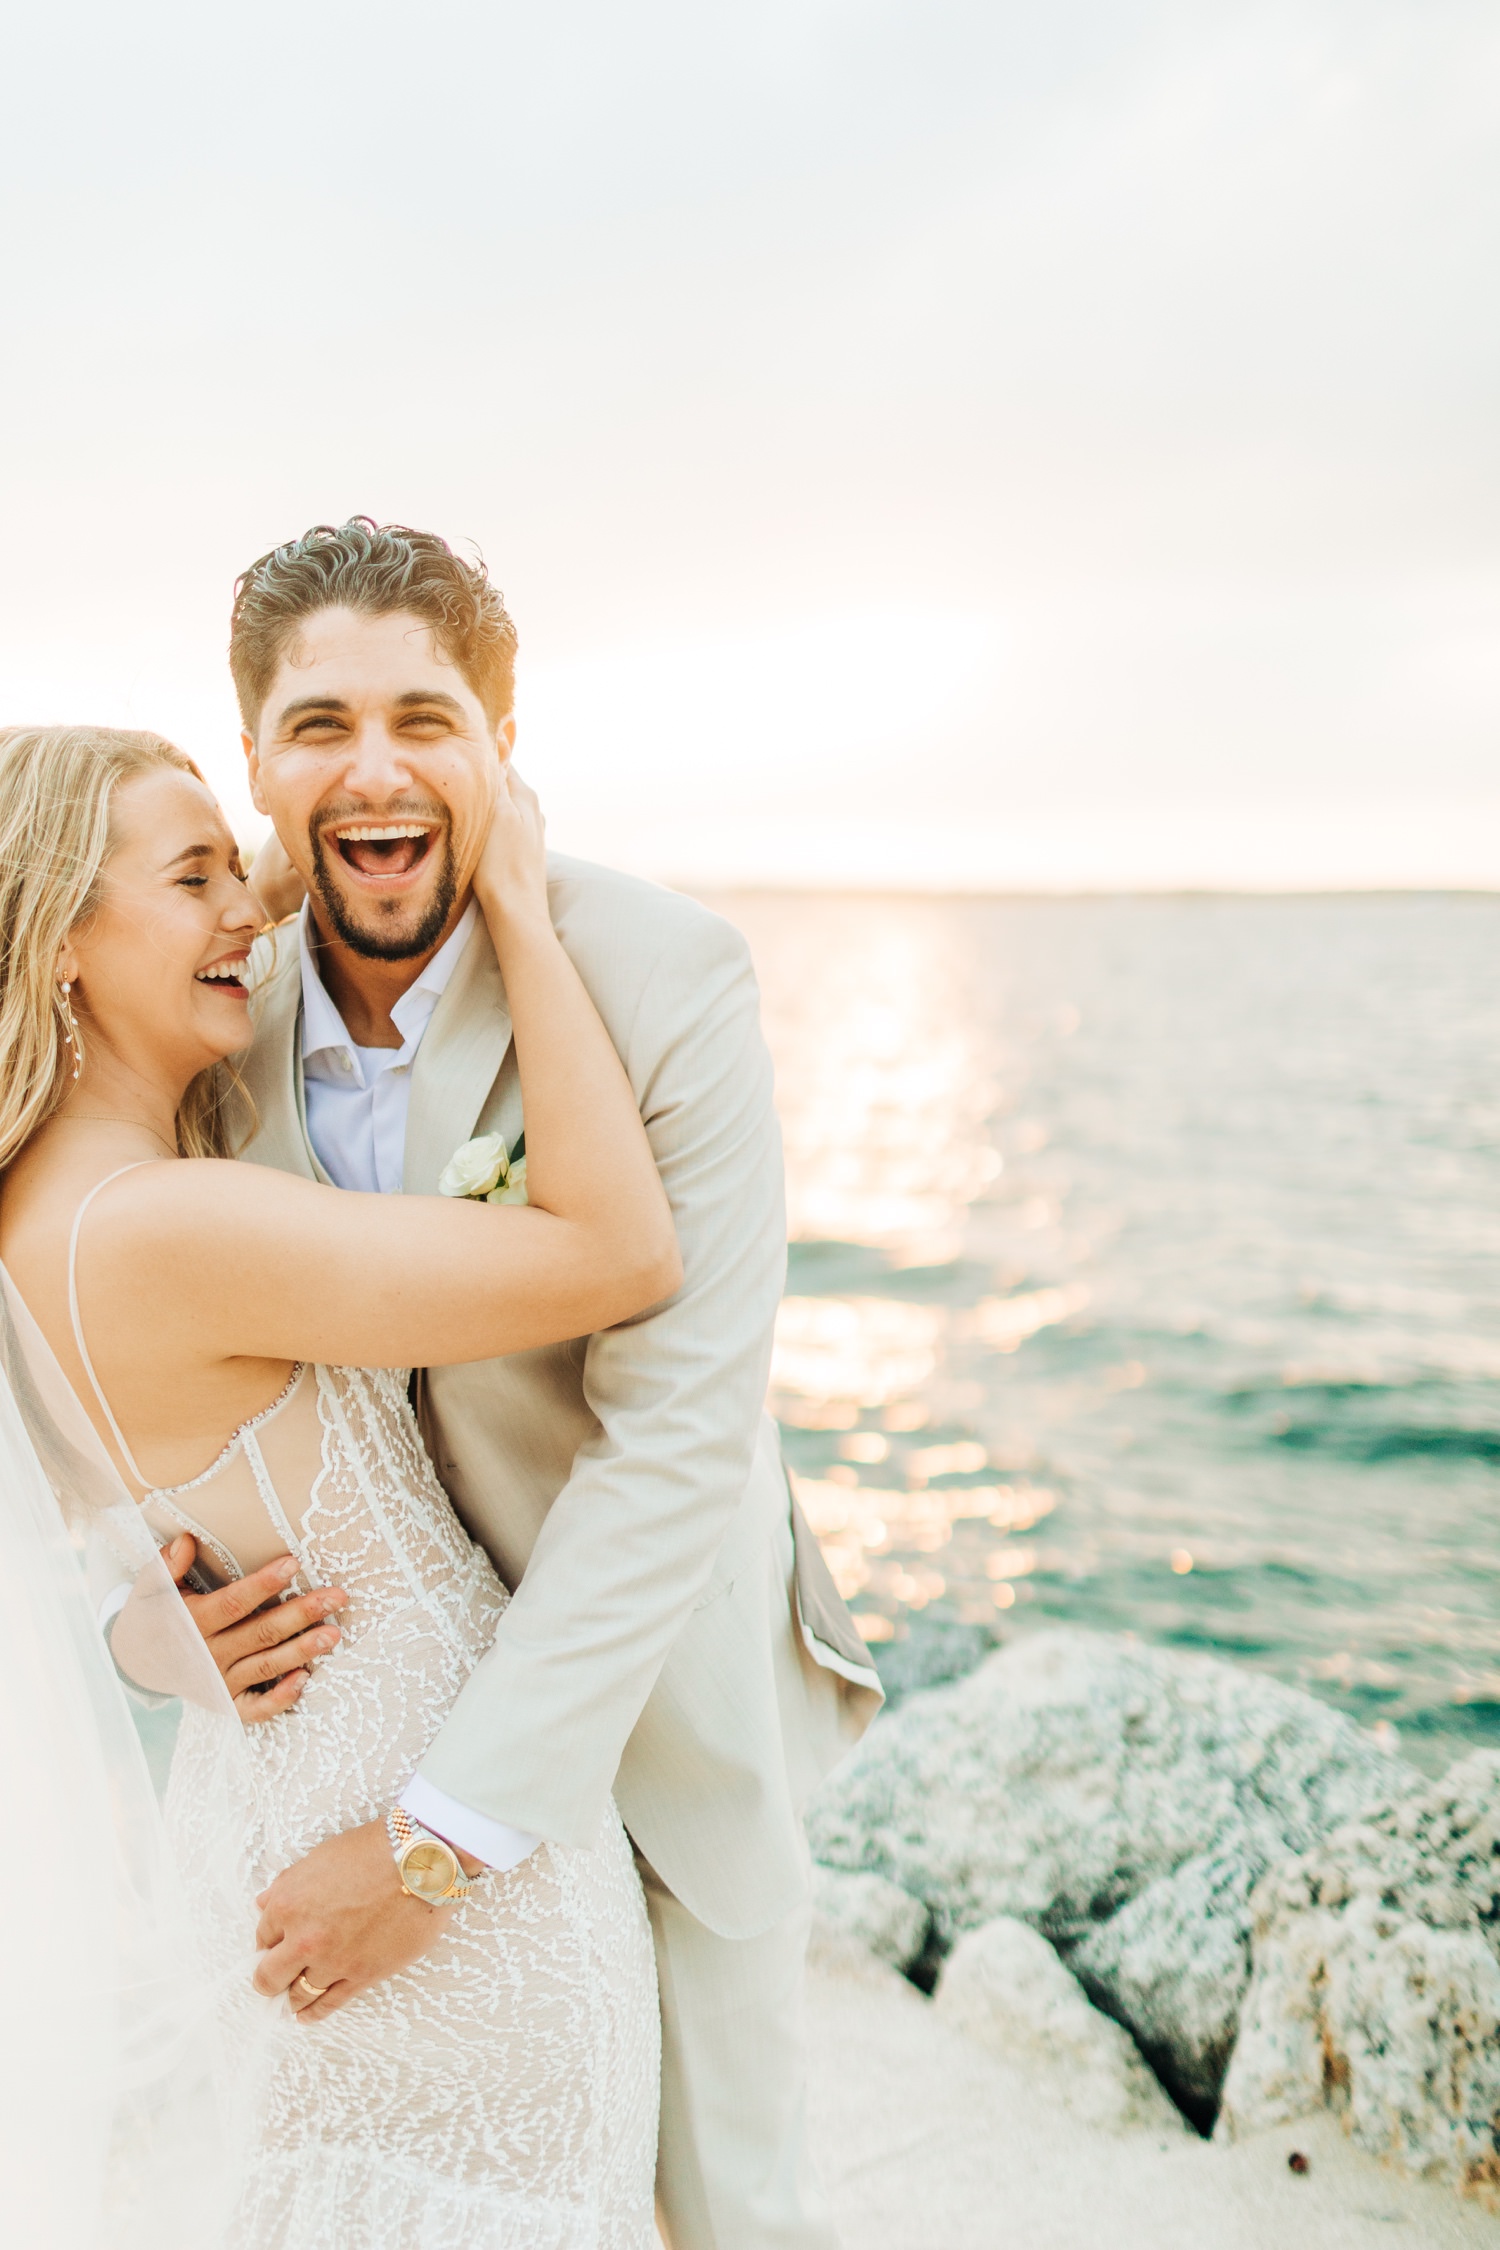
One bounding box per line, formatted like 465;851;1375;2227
1;1;1497;888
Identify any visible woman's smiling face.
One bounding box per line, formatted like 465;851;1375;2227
65;767;261;1092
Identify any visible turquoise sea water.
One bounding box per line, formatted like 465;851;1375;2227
707;891;1500;1773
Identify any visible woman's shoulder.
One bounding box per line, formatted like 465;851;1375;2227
77;1155;320;1264
0;1151;261;1351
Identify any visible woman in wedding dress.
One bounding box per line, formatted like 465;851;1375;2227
0;724;676;2249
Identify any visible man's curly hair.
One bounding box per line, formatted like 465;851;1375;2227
230;517;518;732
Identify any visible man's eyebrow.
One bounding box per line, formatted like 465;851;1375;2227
274;690;467;723
276;695;352;722
392;690;466;715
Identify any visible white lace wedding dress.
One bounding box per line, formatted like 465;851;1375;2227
68;1181;661;2250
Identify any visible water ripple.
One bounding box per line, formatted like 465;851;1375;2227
710;890;1500;1772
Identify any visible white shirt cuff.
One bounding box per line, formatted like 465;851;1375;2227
398;1775;541;1873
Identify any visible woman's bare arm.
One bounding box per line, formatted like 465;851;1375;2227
104;1162;676;1369
87;770;681;1371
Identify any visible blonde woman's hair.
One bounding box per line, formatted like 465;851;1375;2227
0;725;240;1171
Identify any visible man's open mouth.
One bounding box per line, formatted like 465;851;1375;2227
329;822;439;880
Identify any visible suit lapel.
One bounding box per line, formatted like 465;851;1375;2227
237;924;324;1183
404;917;515;1195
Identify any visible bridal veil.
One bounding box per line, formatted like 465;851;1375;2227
0;1266;270;2248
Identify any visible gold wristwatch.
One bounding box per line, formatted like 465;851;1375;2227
386;1806;480;1906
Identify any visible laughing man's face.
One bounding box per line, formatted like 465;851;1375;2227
244;607;514;962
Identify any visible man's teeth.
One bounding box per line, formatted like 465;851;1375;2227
333;824;432;841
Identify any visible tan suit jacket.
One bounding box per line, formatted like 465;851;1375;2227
232;855;880;1939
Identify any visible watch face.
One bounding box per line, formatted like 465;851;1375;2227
401;1839;457;1900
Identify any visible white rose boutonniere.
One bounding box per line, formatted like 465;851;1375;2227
438;1134;529;1206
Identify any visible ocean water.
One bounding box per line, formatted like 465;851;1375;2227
705;891;1500;1773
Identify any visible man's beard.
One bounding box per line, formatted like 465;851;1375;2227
308;818;459;962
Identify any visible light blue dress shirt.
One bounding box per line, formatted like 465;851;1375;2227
298;902;539;1874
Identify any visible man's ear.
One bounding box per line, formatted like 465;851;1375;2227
496;715;516;766
242;731;270;818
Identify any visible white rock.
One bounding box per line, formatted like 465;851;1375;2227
811;1864;929;1972
807;1625;1417;2116
1220;1750;1500;2207
934;1914;1189;2134
1070;1848;1256;2119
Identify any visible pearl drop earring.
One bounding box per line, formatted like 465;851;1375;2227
58;979;81;1082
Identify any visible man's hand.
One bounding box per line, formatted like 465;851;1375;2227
253;1819;453;2023
167;1535;348;1725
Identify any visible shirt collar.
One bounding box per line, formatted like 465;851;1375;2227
299;898;479;1063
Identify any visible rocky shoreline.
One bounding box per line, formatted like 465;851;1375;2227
806;1625;1500;2209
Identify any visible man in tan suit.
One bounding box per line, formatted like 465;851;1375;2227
224;519;881;2250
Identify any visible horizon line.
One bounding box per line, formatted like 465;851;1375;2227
681;880;1500;905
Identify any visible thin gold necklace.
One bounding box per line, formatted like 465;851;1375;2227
58;1115;178;1159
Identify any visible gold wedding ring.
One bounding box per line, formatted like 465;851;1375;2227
294;1973;330;2000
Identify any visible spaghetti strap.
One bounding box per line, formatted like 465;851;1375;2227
67;1163;156;1491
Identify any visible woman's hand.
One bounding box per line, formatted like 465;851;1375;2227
245;832;307;925
471;763;549;938
166;1535;349;1726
